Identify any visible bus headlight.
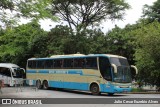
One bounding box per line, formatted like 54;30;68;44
115;86;120;88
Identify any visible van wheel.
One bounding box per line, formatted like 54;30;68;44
43;81;49;90
90;83;100;95
36;80;41;89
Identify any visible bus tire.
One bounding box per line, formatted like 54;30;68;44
90;83;100;95
43;80;49;90
36;80;42;89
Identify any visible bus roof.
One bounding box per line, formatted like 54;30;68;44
105;54;126;59
50;54;85;58
28;54;126;60
0;63;19;68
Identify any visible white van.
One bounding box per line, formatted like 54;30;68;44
0;63;25;86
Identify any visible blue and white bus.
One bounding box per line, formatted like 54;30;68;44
26;54;138;95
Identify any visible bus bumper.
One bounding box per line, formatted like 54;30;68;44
101;84;132;93
113;86;132;93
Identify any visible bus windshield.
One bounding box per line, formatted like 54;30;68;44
110;57;132;83
110;57;129;66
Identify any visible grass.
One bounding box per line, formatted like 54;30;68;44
131;88;145;92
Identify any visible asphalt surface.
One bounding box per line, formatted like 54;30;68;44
0;87;160;98
0;87;159;107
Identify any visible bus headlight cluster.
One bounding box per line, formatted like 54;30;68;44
115;86;120;88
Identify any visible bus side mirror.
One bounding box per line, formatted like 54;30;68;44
131;65;138;74
111;64;117;73
20;68;25;73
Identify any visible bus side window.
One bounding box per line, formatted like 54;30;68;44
54;59;63;68
45;60;53;69
32;61;37;69
63;59;73;68
28;60;36;69
37;60;46;69
74;58;85;68
28;61;32;68
99;57;112;81
85;57;97;69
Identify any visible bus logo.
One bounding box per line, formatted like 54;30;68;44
2;99;11;104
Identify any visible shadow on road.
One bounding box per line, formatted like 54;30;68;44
47;87;128;97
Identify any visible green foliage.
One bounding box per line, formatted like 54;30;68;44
0;21;47;67
31;24;115;56
83;29;107;54
134;20;160;87
45;25;73;55
0;0;57;29
0;0;17;28
131;88;145;92
0;0;14;10
143;0;160;22
18;0;57;21
106;25;138;65
43;25;107;55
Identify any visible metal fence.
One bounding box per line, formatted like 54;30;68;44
0;79;38;94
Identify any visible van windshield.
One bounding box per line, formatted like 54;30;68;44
13;68;24;78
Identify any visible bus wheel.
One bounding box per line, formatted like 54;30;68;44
43;80;49;90
90;83;100;95
36;80;41;89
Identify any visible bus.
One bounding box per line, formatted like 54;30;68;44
26;54;138;95
0;63;25;86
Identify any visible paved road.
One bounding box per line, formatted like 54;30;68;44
0;87;159;107
0;87;160;98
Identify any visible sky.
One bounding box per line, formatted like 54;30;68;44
38;0;157;32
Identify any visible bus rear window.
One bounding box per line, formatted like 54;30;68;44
28;60;36;69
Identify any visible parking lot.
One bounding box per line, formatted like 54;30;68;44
0;86;160;107
0;86;160;98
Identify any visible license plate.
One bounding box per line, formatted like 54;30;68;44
123;90;128;92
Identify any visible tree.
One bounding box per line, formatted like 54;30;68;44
45;25;74;55
84;28;107;54
0;0;57;29
44;25;89;55
0;0;16;28
134;20;160;87
17;0;56;20
106;25;138;65
0;21;47;67
0;0;14;10
42;25;108;55
51;0;130;32
143;0;160;22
